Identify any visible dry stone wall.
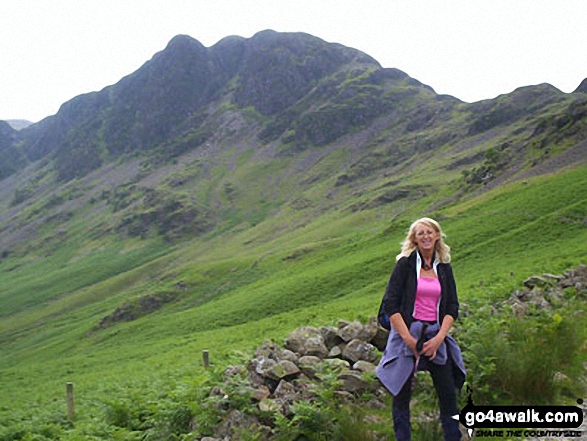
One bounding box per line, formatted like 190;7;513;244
198;318;390;440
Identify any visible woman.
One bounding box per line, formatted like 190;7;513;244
376;217;466;441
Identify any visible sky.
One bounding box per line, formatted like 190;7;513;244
1;0;586;123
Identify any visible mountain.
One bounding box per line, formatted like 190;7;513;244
0;30;457;249
4;119;33;130
1;28;586;278
5;31;585;187
1;28;586;286
19;31;425;180
0;121;25;180
575;78;587;94
0;30;586;438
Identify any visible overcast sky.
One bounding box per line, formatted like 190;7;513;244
1;0;586;123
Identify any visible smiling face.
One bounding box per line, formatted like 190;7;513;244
413;222;440;253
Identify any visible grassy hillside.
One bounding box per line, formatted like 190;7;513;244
0;160;585;438
1;31;586;439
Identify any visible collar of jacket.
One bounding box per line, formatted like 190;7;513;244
415;249;439;279
408;249;440;280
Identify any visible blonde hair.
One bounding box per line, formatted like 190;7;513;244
396;217;451;263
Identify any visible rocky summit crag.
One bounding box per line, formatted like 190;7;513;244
15;30;420;181
1;31;586;256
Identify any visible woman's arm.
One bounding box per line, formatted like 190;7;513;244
383;257;409;318
390;312;418;356
421;314;454;360
443;264;459;320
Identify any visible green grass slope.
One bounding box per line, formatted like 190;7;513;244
0;161;585;437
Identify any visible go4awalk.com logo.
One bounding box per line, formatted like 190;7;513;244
455;387;584;439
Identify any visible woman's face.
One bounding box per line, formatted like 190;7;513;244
413;223;440;252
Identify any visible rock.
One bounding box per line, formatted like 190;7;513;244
334;390;355;402
255;340;287;361
337;319;351;329
323;358;350;370
284;326;325;356
209;386;226;398
299;355;322;366
337;320;371;342
364;320;379;341
542;273;565;283
328;345;343;358
560;278;573;288
553;371;570;384
214;409;259;440
523;275;551;289
250;356;277;376
299;355;322;367
265;360;300;381
259;398;282;412
371;327;389;351
545;288;565;304
505;298;529;316
281;349;299;364
352;360;377;373
337;370;372;393
224;365;245;377
575;264;587;275
342;339;379;364
320;325;343;349
298;355;322;377
365;397;388;410
304;336;329;358
274;379;297;400
248;385;271;402
295;378;320;401
525;291;552;310
247;357;277;388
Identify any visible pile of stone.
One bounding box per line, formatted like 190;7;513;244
199;318;390;440
500;265;587;316
251;318;389;401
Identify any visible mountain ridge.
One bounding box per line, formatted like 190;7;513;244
0;30;585;309
4;30;583;186
15;30;397;179
0;31;585;258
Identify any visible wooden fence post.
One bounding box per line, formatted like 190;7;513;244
66;382;75;421
202;350;210;369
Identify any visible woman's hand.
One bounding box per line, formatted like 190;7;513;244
421;334;444;360
390;313;421;357
403;334;419;357
422;315;454;360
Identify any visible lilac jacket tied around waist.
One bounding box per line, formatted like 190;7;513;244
376;321;466;396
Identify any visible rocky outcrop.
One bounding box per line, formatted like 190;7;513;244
196;318;390;440
501;265;587;316
574;78;587;94
96;291;180;329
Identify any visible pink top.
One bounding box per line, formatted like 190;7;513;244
413;277;441;322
